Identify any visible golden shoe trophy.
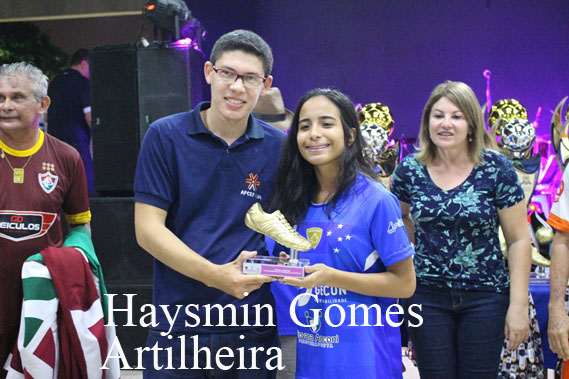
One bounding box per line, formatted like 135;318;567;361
243;203;310;278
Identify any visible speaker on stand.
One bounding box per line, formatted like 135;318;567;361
90;43;204;195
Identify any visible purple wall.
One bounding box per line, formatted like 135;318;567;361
186;0;569;139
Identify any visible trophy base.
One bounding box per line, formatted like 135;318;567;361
243;256;309;278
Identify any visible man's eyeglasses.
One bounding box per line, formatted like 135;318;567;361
212;66;267;88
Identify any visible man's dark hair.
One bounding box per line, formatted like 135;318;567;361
210;30;273;76
69;48;90;66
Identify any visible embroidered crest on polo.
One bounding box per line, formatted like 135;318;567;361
38;172;58;194
245;172;261;191
240;172;262;200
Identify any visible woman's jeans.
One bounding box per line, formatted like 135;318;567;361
402;283;509;379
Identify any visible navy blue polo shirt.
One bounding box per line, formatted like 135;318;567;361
134;102;286;333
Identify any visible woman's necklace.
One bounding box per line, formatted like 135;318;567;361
1;149;34;184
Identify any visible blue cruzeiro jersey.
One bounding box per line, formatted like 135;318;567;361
283;174;414;379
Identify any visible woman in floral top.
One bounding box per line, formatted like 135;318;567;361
390;81;531;379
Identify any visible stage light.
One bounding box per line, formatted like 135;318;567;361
145;0;192;41
529;203;537;211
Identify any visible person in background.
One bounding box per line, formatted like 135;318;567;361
547;165;569;365
390;80;531;378
252;87;293;133
0;62;91;378
268;88;415;379
47;48;94;193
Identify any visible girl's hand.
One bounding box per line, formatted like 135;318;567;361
281;264;334;288
504;303;529;351
278;251;289;264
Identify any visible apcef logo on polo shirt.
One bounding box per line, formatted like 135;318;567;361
0;211;57;242
246;173;260;191
240;172;262;200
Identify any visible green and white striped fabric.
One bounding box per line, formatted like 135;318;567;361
6;226;120;379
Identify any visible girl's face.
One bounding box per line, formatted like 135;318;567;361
297;95;351;172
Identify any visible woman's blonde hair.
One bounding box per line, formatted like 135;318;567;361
416;80;494;165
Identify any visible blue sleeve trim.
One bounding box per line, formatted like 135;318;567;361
381;244;415;268
134;192;171;211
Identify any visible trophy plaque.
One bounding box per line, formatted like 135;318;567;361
242;255;310;279
243;202;311;278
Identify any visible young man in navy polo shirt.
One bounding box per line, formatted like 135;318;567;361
134;30;286;377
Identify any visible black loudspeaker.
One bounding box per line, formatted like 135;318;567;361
91;44;200;195
90;197;154;364
89;197;152;283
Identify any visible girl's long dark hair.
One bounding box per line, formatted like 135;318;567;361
267;88;376;225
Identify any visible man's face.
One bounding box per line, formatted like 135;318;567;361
82;60;90;79
0;75;49;137
204;50;272;125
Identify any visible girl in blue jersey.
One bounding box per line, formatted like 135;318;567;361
267;88;416;379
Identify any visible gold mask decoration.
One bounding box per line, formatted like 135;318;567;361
358;103;395;136
358;103;400;183
488;99;528;136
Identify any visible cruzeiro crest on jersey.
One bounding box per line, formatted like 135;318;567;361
306;227;323;249
0;210;57;242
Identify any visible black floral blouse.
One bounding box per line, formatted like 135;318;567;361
391;150;524;293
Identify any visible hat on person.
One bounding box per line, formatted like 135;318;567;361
253;87;293;131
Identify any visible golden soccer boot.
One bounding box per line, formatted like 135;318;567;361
245;203;312;251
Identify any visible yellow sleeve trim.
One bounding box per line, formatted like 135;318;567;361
65;210;92;225
548;213;569;233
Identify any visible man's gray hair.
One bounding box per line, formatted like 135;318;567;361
0;62;49;102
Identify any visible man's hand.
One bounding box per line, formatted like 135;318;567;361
549;307;569;360
209;250;275;299
136;202;274;298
